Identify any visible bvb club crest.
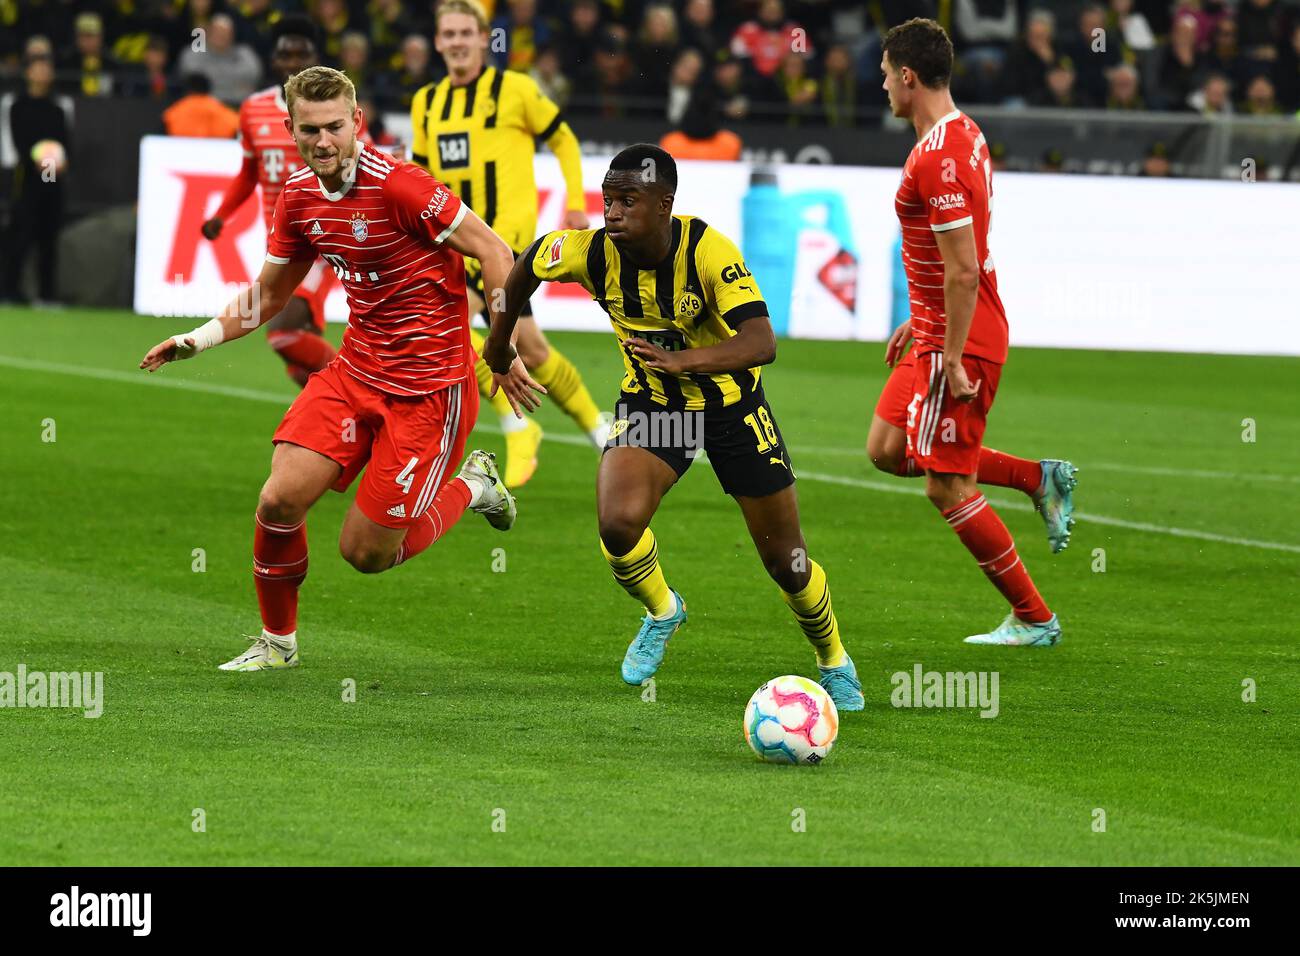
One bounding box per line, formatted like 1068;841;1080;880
351;212;369;242
677;292;703;322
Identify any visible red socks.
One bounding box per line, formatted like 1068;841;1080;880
942;494;1052;623
394;477;473;565
977;448;1042;495
267;329;336;388
253;513;308;636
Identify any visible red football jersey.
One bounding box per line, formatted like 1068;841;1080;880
267;143;470;397
238;85;370;231
895;110;1008;365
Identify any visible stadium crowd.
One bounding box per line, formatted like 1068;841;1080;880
2;0;1299;127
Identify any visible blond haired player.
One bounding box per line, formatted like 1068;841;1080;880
412;0;609;487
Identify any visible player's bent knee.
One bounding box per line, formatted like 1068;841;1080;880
339;539;396;575
257;484;308;528
598;514;646;557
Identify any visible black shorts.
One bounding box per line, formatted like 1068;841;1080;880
465;257;533;321
603;388;795;498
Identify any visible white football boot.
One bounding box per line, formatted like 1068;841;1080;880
459;450;517;531
218;633;300;671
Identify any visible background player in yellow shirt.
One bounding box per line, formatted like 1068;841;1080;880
412;0;608;488
481;144;864;712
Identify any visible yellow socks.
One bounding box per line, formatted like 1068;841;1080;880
781;560;845;667
601;529;675;618
531;348;602;434
469;326;516;422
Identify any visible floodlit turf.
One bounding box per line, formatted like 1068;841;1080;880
1;307;1296;866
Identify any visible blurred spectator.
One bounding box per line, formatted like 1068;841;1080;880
557;0;604;89
1002;9;1056;104
583;25;642;117
713;51;754;121
176;13;262;105
311;0;353;66
1040;146;1065;171
1030;56;1094;107
375;34;439;113
60;11;114;97
680;0;721;62
1107;0;1155;52
357;96;398;151
757;50;819;125
1063;4;1122;104
235;0;282;60
530;45;571;110
953;0;1017;103
660;96;742;160
1238;0;1283;62
1170;0;1229;52
1275;23;1300;111
3;53;69;306
1242;73;1282;113
731;0;811;79
1205;16;1246;89
1156;13;1205;109
1189;71;1234;114
666;48;705;125
636;4;682;99
116;33;175;101
105;0;157;68
491;0;555;74
1140;140;1173;176
339;31;372;94
1104;62;1146;108
820;43;863;126
368;0;417;71
163;73;240;137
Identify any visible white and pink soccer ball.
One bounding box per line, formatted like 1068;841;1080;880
743;675;839;765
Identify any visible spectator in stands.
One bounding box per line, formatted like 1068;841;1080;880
953;0;1018;102
757;49;819;125
375;34;440;114
731;0;811;79
680;0;721;62
1171;0;1229;52
176;13;262;106
1002;9;1056;105
235;0;282;60
1030;55;1093;108
713;51;754;121
116;33;175;101
1107;0;1156;52
584;25;642;117
1156;13;1205;109
1242;72;1282;113
1104;62;1146;109
357;96;399;151
3;52;68;307
311;0;352;66
1205;16;1246;89
1040;146;1065;172
666;48;705;125
163;72;239;137
660;94;742;160
60;11;114;97
530;45;571;110
339;31;371;94
1238;0;1283;62
820;43;863;126
1140;140;1173;176
1063;4;1122;104
105;0;156;70
491;0;555;74
1190;71;1234;114
635;4;682;100
369;0;417;71
1275;23;1300;112
557;0;604;90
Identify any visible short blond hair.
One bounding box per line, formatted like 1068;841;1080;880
284;65;357;119
435;0;489;33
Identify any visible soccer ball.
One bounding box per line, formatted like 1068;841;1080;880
743;675;839;765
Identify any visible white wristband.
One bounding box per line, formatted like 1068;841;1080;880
173;318;225;357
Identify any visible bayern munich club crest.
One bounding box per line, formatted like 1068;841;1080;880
350;211;369;242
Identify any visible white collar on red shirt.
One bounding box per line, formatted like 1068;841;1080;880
317;143;362;202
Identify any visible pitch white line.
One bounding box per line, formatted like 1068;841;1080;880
4;353;1297;554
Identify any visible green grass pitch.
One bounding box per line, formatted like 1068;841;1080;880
1;307;1296;866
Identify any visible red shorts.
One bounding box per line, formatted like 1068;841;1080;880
292;259;335;330
272;362;478;529
875;349;1001;475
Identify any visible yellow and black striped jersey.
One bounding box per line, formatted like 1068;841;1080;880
410;66;583;252
527;215;769;412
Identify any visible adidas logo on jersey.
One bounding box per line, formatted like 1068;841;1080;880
257;124;269;136
310;221;324;235
387;504;406;518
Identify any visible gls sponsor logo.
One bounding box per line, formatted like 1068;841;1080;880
50;886;151;936
419;187;450;220
720;261;752;283
928;193;967;212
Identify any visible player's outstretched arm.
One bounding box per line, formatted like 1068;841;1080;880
473;235;548;417
138;257;314;372
628;314;778;376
